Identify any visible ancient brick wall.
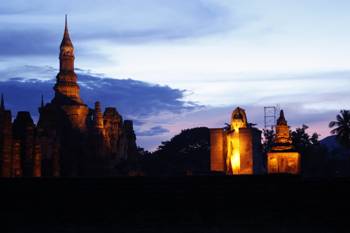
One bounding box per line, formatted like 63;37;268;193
210;128;226;172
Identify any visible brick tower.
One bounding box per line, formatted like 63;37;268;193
52;15;88;130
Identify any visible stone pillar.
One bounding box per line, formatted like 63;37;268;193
23;125;35;176
12;111;36;176
11;140;22;177
0;110;13;177
94;101;104;132
33;142;42;177
123;120;137;161
103;107;123;156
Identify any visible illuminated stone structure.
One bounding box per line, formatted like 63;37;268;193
267;110;300;174
210;107;264;175
51;15;89;130
0;17;138;177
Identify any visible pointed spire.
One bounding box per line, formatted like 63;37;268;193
54;14;83;105
60;14;73;49
1;93;5;110
65;14;68;30
277;110;287;125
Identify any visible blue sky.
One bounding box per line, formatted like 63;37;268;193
0;0;350;150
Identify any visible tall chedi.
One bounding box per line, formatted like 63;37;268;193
37;16;90;176
34;16;139;176
52;15;88;130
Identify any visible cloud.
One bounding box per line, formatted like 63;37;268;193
178;70;350;107
0;0;235;58
0;66;198;118
0;29;57;56
0;77;54;115
137;126;169;137
75;1;233;43
0;65;57;81
77;74;200;118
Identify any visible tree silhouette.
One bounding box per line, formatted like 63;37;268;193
291;125;313;151
329;110;350;148
290;125;327;177
142;127;210;176
262;128;274;154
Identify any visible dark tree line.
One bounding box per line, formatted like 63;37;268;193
140;127;210;176
114;127;210;176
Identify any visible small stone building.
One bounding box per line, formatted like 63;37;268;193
210;107;264;175
267;110;300;174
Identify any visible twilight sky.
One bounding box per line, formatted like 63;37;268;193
0;0;350;150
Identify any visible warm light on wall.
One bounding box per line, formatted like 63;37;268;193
231;144;240;174
227;120;244;175
267;153;300;174
210;107;262;175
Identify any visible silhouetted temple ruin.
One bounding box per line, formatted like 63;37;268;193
0;17;138;177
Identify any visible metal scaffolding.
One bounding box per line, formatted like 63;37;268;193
264;106;277;130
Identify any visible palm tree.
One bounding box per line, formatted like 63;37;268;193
329;110;350;148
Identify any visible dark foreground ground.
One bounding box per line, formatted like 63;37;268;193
1;175;350;233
